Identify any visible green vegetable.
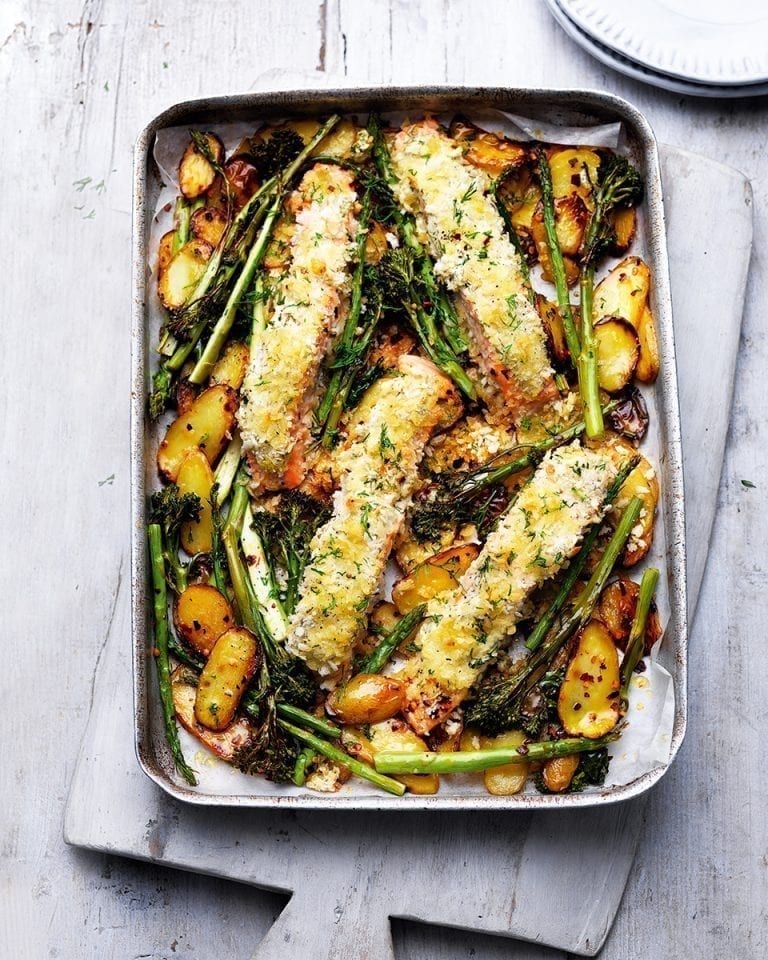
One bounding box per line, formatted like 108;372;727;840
148;484;202;594
619;566;660;712
358;605;426;674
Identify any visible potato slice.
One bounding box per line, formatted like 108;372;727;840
610;207;637;253
596;577;640;649
174;583;235;657
327;674;405;725
553;193;589;256
157;230;175;272
178;133;224;200
369;601;401;634
176;449;214;555
175;378;198;417
558;620;620;738
191;206;228;247
613;456;659;566
157;384;238;481
548;148;601;204
593;256;651;330
541;754;580;793
223;154;260;207
313;117;366;160
210;341;249;391
157;239;212;311
535;295;569;364
635;305;660;383
595;317;640;393
194;627;260;731
428;543;480;579
392;562;459;615
479;730;530;795
368;719;439;795
171;666;253;759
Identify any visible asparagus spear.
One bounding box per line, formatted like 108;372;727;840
374;732;620;775
147;524;197;785
619;566;660;713
359;604;427;674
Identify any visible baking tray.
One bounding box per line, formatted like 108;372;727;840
131;86;687;809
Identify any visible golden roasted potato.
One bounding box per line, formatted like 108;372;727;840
596;576;661;654
178;133;224;200
451;122;528;177
593;256;651;331
171;666;253;759
613;456;659;566
176;449;214;554
210;340;249;391
428;543;480;579
368;719;439;795
392;562;459;615
548;147;601;204
541;754;580;793
595;317;640;393
174;378;198;417
313;117;368;160
157;230;175;272
369;601;401;634
157;239;212;311
479;730;530;795
223;154;260;207
610;206;637;253
635;305;660;383
554;193;590;256
157;384;238;481
174;583;235;657
327;674;406;725
190;206;228;247
499;164;541;233
558;620;620;738
194;627;260;731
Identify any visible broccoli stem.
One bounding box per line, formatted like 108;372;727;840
189;190;282;384
577;264;604;439
359;604;426;674
292;747;315;786
620;566;660;712
535;146;581;362
147;524;197;785
409;301;478;400
278;719;406;796
374;732;619;775
524;457;637;651
316;187;372;444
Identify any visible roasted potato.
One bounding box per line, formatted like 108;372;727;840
174;378;198;417
536;294;569;364
313;117;369;160
174;583;235;657
613;456;659;566
558;619;620;738
609;206;637;253
178;133;224;200
369;601;401;634
365;221;390;264
157;239;212;311
210;340;249;391
595;317;640;393
635;305;660;383
428;543;480;579
479;729;530;795
157;230;175;272
327;674;406;725
596;577;662;654
194;627;261;731
392;561;459;615
368;719;439;795
176;449;215;555
498;164;541;234
450;118;528;177
553;193;590;256
593;256;651;331
541;754;580;793
548;147;601;204
171;666;253;759
190;206;228;247
157;384;238;481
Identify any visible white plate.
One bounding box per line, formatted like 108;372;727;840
556;0;768;86
546;0;768;98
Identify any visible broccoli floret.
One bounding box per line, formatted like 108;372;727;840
250;128;305;180
149;485;202;592
234;690;298;783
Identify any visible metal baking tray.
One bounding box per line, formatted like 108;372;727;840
131;86;687;809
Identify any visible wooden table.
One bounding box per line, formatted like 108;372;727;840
3;2;766;957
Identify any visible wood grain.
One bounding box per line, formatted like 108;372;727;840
3;1;767;958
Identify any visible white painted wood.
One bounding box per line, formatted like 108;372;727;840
3;2;767;958
61;145;751;959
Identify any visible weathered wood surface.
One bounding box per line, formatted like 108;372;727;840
2;1;766;957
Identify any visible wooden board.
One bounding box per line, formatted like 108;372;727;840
63;145;751;959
